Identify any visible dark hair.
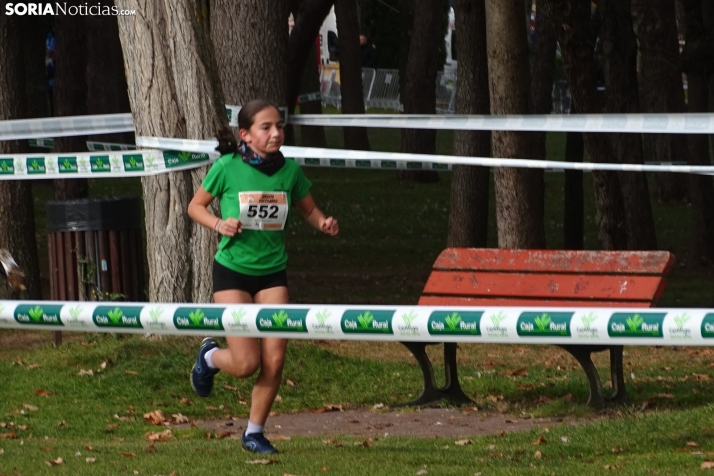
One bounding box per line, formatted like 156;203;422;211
215;99;280;155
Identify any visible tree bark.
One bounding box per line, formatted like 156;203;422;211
447;0;491;248
52;13;88;200
297;44;327;147
117;0;230;303
485;0;545;248
335;0;371;151
543;0;628;250
633;0;689;203
600;0;658;250
398;0;446;184
20;16;53;119
682;0;714;265
0;6;41;299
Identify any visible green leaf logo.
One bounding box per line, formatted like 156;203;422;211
673;313;690;330
149;308;163;323
29;306;44;322
315;310;331;326
581;313;597;329
31;160;39;170
108;307;123;324
444;312;462;331
111;156;120;168
63;159;71;168
68;306;82;321
357;311;374;329
490;312;506;327
273;310;289;328
626;314;644;333
189;309;205;326
231;309;246;324
146;155;155;166
129;157;137;167
534;313;552;332
178;151;191;162
94;157;104;167
1;162;7;171
401;311;418;327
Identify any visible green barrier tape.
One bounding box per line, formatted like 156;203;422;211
0;300;709;344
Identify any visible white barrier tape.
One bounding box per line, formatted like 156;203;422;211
86;141;137;151
136;136;714;175
29;138;54;148
8;111;714;142
0;149;217;180
289;113;714;134
0;113;134;141
0;300;711;345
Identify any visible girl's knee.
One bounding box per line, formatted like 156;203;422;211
224;358;260;378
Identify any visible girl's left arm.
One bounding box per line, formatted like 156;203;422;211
295;193;339;236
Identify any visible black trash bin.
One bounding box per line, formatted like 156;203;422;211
46;197;145;303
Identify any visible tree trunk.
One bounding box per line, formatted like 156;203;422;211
398;0;445;184
544;0;628;250
682;0;714;265
117;0;230;303
600;0;658;250
335;0;371;150
0;6;41;299
564;128;585;250
485;0;545;248
20;16;53;119
447;0;491;248
633;0;689;203
286;0;334;146
52;13;88;200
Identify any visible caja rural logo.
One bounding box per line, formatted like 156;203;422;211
428;311;482;336
93;306;143;328
516;312;572;337
174;307;225;331
256;309;308;332
607;312;665;338
341;310;394;334
14;304;64;326
701;313;714;339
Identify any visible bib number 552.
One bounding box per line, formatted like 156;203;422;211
247;204;279;219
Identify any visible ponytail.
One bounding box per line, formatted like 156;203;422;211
215;127;238;155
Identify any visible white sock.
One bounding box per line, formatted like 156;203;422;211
245;421;264;436
204;348;218;369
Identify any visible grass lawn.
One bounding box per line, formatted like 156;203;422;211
2;122;714;474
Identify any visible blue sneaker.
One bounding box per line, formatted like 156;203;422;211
191;337;220;397
241;431;278;454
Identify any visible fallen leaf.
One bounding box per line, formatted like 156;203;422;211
35;389;53;397
274;395;283;403
417;470;428;475
0;448;4;454
172;413;189;424
45;457;63;466
653;393;674;399
180;398;192;405
125;370;138;375
100;361;108;370
146;430;174;442
687;441;699;447
702;461;714;469
222;384;237;391
23;404;38;411
533;436;547;446
507;367;528;377
78;369;94;376
39;446;55;451
286;379;296;388
120;452;136;457
271;435;291;441
323;438;341;445
693;373;712;381
455;439;473;446
26;364;40;370
145;444;157;453
0;433;18;439
245;459;278;465
106;423;120;430
611;446;626;453
16;425;28;430
348;419;359;424
321;467;329;472
604;465;618;470
143;410;168;425
85;446;93;451
85;457;96;463
215;432;232;439
372;403;385;410
56;421;68;428
499;430;506;438
534;450;542;459
563;393;573;402
561;436;570;443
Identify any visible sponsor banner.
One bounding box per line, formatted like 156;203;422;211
0;302;16;326
306;307;342;336
341;310;394;334
93;306;144;329
517;312;573;337
663;311;697;341
60;303;95;329
572;311;606;340
608;312;666;338
162;151;210;169
174;307;225;332
393;309;429;338
222;306;259;334
428;310;482;336
702;313;714;339
256;308;309;333
14;304;64;327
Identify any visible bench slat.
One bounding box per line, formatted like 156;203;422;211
434;248;675;275
418;296;654;308
422;271;666;301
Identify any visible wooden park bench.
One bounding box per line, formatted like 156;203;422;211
401;248;675;408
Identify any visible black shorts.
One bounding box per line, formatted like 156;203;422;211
212;261;288;296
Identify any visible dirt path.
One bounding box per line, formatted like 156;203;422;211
186;408;578;439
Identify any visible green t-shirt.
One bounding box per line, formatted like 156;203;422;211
202;153;312;276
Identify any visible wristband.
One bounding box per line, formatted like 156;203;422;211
213;218;222;233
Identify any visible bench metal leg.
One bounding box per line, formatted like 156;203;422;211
558;345;605;408
608;345;628;403
397;342;474;407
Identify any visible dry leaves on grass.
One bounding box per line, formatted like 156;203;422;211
172;413;188;424
45;457;63;466
23;404;38;411
143;410;169;425
125;370;138;375
355;440;371;448
85;457;96;463
286;379;296;388
416;470;428;475
323;438;343;447
312;404;343;413
611;446;626;453
222;384;238;391
26;364;40;370
533;436;547;446
687;441;699;447
507;367;528;377
35;389;53;397
120;452;136;457
246;459;278;465
0;433;18;440
653;393;674;399
146;430;174;442
78;369;94;376
534;451;542;459
454;439;473;446
702;461;714;470
271;435;291;441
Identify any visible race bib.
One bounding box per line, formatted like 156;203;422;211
238;192;289;231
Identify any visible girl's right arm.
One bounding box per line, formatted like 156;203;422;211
188;187;242;237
